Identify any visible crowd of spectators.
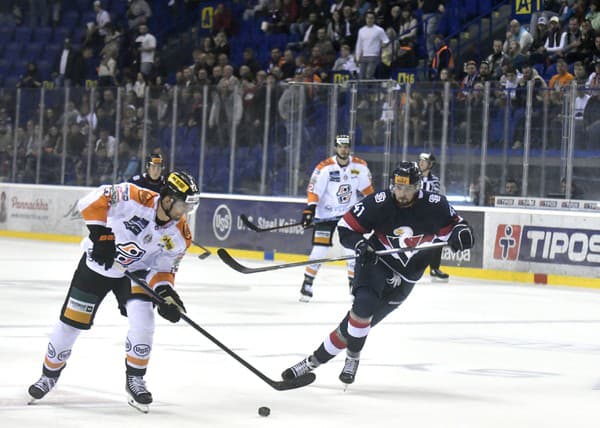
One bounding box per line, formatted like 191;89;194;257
1;0;600;197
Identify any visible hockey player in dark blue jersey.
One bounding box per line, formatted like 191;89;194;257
281;161;474;385
128;153;166;193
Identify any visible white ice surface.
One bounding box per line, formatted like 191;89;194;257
1;237;599;427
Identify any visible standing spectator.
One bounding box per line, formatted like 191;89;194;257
504;19;534;54
213;31;231;57
430;34;454;79
419;0;446;59
53;38;85;87
94;1;111;37
355;11;389;80
213;2;233;35
242;47;261;75
340;5;359;47
280;49;296;79
97;53;117;87
458;60;479;99
135;24;156;77
127;0;152;30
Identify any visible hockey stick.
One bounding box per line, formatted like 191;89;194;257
191;240;211;259
123;271;316;391
217;241;448;274
240;214;340;233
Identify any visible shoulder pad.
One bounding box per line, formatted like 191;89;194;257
351;156;368;166
316;158;335;170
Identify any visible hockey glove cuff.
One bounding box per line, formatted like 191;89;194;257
355;239;378;266
87;225;116;270
155;285;186;323
301;204;316;228
448;223;474;252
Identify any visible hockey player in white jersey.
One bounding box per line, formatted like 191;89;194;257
299;135;374;301
27;170;200;413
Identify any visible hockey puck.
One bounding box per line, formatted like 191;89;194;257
258;406;270;417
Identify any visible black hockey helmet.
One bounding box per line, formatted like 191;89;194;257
160;170;200;205
334;134;351;146
146;152;163;168
418;152;436;163
391;161;422;187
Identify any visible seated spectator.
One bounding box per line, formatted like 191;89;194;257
544;16;567;62
97;53;117;87
487;39;507;79
562;16;584;63
242;47;261;75
586;60;600;87
549;58;574;92
327;9;344;49
267;47;284;73
477;60;494;82
280;49;296;80
339;5;358;48
504;19;534;54
458;60;479;100
17;62;42;88
573;60;588;85
213;31;231;57
579;19;596;70
314;27;336;67
530;16;550;64
507;40;528;71
586;0;600;32
200;36;216;55
502;178;521;196
333;44;359;75
469;175;495;206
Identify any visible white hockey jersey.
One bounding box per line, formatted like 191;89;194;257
77;182;191;292
307;155;374;219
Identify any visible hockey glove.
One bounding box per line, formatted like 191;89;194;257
155;285;186;323
88;225;116;270
301;204;316;228
355;239;378;267
448;223;474;252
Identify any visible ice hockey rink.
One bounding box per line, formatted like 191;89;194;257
1;237;599;428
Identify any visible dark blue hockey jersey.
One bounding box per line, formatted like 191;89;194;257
338;189;465;282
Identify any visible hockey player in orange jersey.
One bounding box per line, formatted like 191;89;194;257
27;170;200;413
299;135;374;301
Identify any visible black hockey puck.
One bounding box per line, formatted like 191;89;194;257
258;406;270;417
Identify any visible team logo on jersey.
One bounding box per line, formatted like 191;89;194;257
137;189;153;204
374;192;386;203
351;169;360;175
160;235;175;250
336;184;352;204
493;224;522;260
329;171;341;182
143;233;153;244
104;184;130;205
115;242;146;266
124;216;150;235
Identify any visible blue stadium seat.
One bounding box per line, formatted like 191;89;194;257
33;27;53;43
0;27;14;44
4;42;23;59
62;11;80;29
37;60;52;80
52;27;71;44
77;0;92;14
14;27;32;44
4;75;19;88
42;44;61;63
23;43;45;62
0;59;11;76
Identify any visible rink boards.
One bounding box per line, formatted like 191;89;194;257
0;183;599;288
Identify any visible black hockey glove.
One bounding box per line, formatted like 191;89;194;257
355;239;378;267
155;285;186;323
88;225;116;270
301;204;316;228
448;223;474;252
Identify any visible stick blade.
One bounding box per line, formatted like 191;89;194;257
217;248;254;273
271;373;316;391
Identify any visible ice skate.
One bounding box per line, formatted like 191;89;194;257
126;374;153;413
28;375;58;403
339;354;360;386
281;355;320;380
430;268;449;282
299;279;313;302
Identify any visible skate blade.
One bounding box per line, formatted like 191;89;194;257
299;295;312;303
431;277;449;282
128;396;149;413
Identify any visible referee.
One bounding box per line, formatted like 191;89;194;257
418;152;449;281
